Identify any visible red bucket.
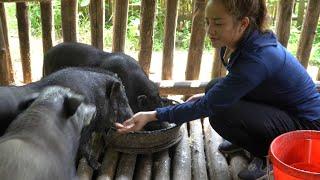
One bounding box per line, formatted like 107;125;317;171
269;130;320;180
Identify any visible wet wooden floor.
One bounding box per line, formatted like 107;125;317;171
76;118;273;180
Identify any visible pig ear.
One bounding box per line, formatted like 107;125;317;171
137;95;148;109
18;92;40;111
64;94;85;117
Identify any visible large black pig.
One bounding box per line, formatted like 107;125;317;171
43;42;162;113
0;86;96;180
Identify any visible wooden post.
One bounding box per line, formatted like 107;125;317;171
189;119;208;180
275;0;295;47
296;0;320;68
0;3;14;83
138;0;156;75
90;0;104;50
112;0;128;52
161;0;178;80
0;13;10;85
61;0;78;42
172;124;191;180
16;2;32;83
211;48;226;78
40;1;54;54
296;0;306;29
185;0;206;80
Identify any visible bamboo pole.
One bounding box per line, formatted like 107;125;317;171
133;154;153;180
161;0;178;80
172;123;191;180
40;1;53;54
0;3;13;83
296;0;320;69
0;13;10;85
97;148;120;180
16;2;32;83
185;0;206;80
114;153;137;180
211;48;226;78
203;118;231;180
90;0;104;50
61;0;78;42
152;150;171;180
275;0;295;47
138;0;156;76
189;119;208;180
112;0;128;52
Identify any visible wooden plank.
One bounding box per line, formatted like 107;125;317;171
152;150;170;180
16;2;32;83
90;0;104;50
115;153;137;180
40;1;53;54
0;3;14;83
61;0;78;42
275;0;295;47
185;0;206;80
97;148;120;180
189;119;208;180
211;48;226;78
133;154;153;180
297;0;320;68
203;118;231;180
161;0;178;80
112;0;128;52
138;0;156;76
172;123;191;180
156;80;208;95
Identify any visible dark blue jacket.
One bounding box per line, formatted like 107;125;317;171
156;30;320;124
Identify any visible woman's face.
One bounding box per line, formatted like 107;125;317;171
205;0;246;50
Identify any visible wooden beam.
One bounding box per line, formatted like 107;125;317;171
185;0;206;80
40;1;54;54
297;0;320;68
162;0;178;80
156;80;208;95
138;0;156;76
275;0;295;47
16;2;32;83
90;0;104;50
61;0;78;42
0;3;14;83
112;0;128;52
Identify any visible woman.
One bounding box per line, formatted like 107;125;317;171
116;0;320;179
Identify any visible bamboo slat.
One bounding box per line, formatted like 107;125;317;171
152;150;170;180
185;0;206;80
112;0;128;52
61;0;78;42
133;154;153;180
114;153;137;180
90;0;104;50
189;119;208;180
40;1;53;54
172;123;191;180
297;0;320;68
0;3;13;83
138;0;156;76
161;0;178;80
16;2;32;83
275;0;295;47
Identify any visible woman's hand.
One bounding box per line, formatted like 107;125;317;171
186;93;204;102
115;111;157;134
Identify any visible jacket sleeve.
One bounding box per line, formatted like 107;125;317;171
156;58;269;124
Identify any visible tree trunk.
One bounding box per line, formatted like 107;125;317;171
296;0;320;68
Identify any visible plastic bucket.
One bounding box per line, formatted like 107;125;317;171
269;130;320;180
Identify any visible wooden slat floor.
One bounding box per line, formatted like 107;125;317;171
76;118;274;180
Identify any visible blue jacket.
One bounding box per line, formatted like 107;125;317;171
156;30;320;124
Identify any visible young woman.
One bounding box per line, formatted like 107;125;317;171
116;0;320;179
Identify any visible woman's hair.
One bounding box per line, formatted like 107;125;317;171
218;0;269;32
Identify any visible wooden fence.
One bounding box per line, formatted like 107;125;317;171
0;0;319;93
